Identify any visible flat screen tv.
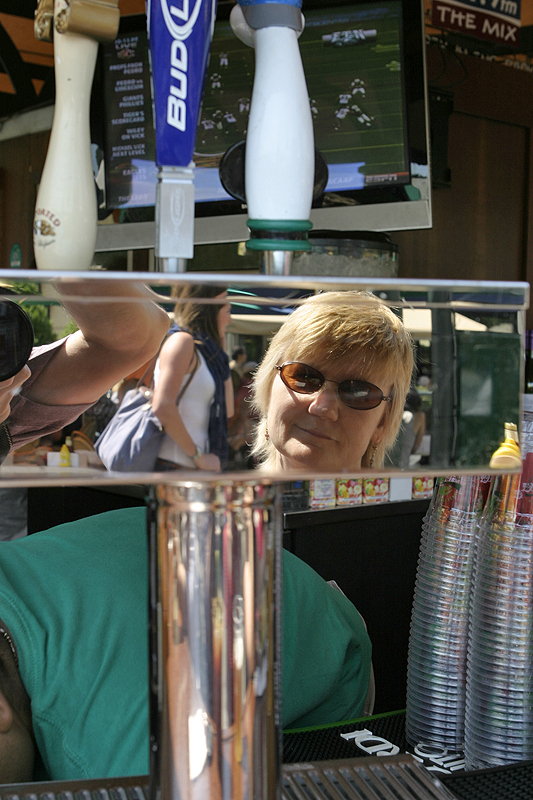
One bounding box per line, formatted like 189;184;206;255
93;0;431;251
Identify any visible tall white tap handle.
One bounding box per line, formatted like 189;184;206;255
246;25;314;222
33;8;99;271
230;2;314;253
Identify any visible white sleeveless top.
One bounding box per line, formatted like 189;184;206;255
154;350;215;467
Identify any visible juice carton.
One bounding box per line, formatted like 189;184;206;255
309;479;336;509
412;476;434;499
336;478;363;505
363;477;389;503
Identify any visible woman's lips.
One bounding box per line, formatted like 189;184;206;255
295;425;335;441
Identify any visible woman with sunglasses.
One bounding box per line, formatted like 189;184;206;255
251;291;414;472
249;291;413;728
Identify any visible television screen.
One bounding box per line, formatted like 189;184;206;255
94;0;431;247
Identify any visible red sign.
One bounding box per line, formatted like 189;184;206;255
432;1;520;46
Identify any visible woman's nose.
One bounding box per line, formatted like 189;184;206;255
307;383;340;420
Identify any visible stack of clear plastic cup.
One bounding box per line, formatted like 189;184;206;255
464;415;533;768
406;475;489;752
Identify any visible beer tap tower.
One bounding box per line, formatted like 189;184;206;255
33;0;120;271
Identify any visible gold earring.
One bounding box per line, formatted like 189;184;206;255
265;428;270;441
369;442;378;467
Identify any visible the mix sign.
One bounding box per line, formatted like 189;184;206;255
147;0;217;167
432;0;521;46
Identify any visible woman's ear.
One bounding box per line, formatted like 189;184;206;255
0;687;14;733
371;414;387;445
0;688;35;783
371;388;395;444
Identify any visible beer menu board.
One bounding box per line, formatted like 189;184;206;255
101;32;158;210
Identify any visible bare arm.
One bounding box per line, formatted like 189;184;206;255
412;411;426;454
225;375;234;419
151;332;220;471
24;280;169;407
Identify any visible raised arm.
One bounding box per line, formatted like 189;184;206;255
25;280;170;407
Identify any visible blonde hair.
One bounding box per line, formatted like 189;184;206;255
251;291;414;470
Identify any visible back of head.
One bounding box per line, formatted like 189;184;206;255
251;291;414;470
405;385;422;413
231;346;246;361
172;284;226;348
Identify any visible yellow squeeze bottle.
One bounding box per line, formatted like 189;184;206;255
489;422;521;470
59;442;71;467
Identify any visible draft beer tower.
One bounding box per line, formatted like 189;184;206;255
33;0;120;271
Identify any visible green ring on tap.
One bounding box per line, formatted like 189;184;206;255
246;219;313;251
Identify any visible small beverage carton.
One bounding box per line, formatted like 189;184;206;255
336;478;363;505
363;477;389;503
412;476;434;499
309;479;336;509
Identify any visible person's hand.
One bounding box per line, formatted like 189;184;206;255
0;365;31;424
193;452;221;472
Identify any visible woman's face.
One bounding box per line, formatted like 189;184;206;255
266;354;391;472
216;293;232;338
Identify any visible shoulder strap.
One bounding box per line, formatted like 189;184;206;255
141;324;190;392
136;334;168;392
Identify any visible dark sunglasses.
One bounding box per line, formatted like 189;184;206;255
275;362;392;411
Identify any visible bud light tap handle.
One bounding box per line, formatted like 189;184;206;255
33;1;120;271
231;0;314;254
147;0;217;269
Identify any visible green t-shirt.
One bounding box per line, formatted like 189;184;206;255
0;507;371;780
0;507;149;781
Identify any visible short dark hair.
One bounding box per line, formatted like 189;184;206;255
405;386;422;412
232;346;246;360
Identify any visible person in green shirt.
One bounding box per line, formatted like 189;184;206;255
0;506;372;782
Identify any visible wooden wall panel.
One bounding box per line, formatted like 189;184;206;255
0;129;49;271
392;113;527;283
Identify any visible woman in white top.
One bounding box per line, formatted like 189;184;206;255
152;285;234;471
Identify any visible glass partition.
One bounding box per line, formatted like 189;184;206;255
0;270;527;487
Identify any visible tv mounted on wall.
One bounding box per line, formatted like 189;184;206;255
93;0;431;253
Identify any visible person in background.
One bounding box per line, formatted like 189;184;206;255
229;345;247;393
386;386;426;468
3;280;169;454
227;360;258;468
0;280;169;540
151;285;234;472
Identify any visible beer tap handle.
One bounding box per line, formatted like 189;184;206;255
33;0;119;272
147;0;217;271
231;1;315;258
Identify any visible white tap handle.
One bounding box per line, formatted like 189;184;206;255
33;13;98;271
245;24;314;223
230;3;314;252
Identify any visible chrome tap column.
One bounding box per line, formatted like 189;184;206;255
149;478;281;800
